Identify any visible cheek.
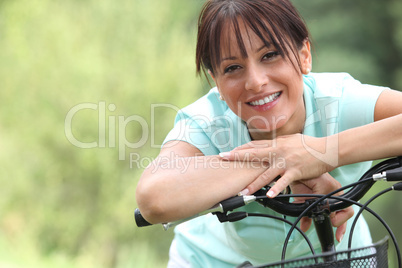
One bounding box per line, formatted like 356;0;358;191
287;77;304;101
220;82;243;104
225;99;242;116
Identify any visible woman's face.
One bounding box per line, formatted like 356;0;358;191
210;21;311;139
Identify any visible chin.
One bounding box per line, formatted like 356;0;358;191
248;115;288;131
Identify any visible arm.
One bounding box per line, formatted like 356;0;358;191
135;140;269;224
220;89;402;197
136;140;352;238
338;89;402;165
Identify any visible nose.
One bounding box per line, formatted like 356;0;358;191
245;64;269;92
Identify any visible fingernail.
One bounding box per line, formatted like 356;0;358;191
219;152;230;158
339;234;344;243
238;189;249;196
267;190;275;198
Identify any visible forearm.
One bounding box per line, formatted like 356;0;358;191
136;155;267;224
224;114;402;197
336;114;402;167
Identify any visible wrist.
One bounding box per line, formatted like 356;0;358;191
303;135;339;172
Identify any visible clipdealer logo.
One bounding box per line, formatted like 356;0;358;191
64;99;340;168
64;102;180;160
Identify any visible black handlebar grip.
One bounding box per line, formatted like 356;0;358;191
393;182;402;191
134;208;152;227
220;196;245;212
386;167;402;181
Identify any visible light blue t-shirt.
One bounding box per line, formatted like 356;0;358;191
163;73;387;267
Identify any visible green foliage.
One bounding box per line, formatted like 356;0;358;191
294;0;402;90
0;0;401;267
0;0;202;267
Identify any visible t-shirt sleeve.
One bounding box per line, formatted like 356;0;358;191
304;73;389;136
162;111;220;156
338;76;388;130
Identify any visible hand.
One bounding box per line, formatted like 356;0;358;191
290;173;354;242
219;134;338;197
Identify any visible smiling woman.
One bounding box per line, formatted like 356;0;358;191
135;0;402;267
196;0;312;139
207;22;309;138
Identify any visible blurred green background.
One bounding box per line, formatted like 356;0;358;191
0;0;401;267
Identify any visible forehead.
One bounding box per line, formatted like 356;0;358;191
214;17;279;67
219;19;272;59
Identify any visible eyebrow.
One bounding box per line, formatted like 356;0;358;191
221;44;269;62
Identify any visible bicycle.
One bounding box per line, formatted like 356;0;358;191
134;156;402;267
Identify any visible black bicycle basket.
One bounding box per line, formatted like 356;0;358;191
238;237;388;268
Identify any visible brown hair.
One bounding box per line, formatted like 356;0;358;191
196;0;310;78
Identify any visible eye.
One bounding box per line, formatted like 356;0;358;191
262;51;280;61
224;65;241;74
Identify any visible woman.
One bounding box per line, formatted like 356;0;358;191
136;0;402;267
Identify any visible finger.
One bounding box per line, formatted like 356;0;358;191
267;170;299;198
232;141;272;151
330;207;354;227
335;222;347;243
219;148;271;162
300;217;312;232
242;168;282;195
231;142;256;151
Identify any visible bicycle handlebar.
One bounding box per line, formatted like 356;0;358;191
134;208;152;227
134;156;402;228
135;195;257;229
242;156;402;218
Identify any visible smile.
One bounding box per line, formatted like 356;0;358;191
248;92;281;106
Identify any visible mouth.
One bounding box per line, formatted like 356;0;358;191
247;92;282;107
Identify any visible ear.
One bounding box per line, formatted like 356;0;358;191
300;39;312;74
207;69;225;100
207;69;217;85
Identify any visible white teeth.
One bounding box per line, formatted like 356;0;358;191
249;92;280;106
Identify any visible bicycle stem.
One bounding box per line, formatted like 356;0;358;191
311;203;336;261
